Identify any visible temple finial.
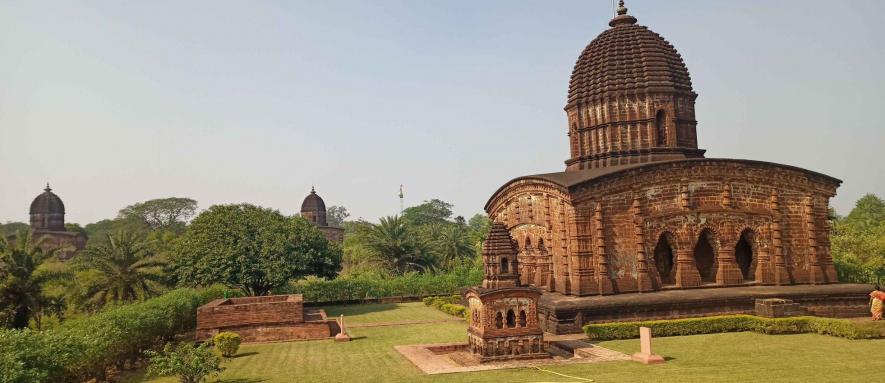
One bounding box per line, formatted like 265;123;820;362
311;185;316;193
44;182;51;192
609;0;637;27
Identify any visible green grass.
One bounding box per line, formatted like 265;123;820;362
122;303;885;383
321;302;456;325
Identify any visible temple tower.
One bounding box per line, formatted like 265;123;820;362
565;0;705;170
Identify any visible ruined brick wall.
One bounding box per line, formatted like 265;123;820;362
195;295;334;342
487;159;840;296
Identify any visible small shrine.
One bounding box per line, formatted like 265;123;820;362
465;222;548;362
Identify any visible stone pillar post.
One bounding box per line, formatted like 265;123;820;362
755;240;774;284
770;191;792;285
715;246;744;286
674;249;701;288
631;195;654;292
593;202;614;294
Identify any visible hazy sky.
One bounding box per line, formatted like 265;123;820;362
1;0;883;225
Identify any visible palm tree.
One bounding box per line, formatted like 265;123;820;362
361;216;438;274
0;230;68;329
435;225;475;269
76;231;167;307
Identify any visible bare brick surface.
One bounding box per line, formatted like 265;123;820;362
196;294;333;342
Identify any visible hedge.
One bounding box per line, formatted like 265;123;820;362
0;286;225;383
422;295;468;321
583;315;885;341
287;270;480;303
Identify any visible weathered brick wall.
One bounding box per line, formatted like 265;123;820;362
197;320;332;343
197;295;304;331
487;159;840;296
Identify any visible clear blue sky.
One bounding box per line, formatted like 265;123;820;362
1;0;883;224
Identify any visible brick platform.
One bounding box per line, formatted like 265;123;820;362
538;283;873;334
196;294;334;343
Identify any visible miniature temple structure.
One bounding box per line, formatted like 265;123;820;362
300;187;344;243
482;1;870;333
466;223;548;362
8;184;88;260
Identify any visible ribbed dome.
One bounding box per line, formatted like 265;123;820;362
29;184;65;215
300;187;328;226
567;3;693;105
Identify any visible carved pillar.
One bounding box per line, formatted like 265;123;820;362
755;234;774;284
675;181;701;288
593;202;614;294
804;195;828;284
570;205;597;295
715;246;744;286
631;194;654;292
770;190;792;285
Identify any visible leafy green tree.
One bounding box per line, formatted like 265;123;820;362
402;199;453;227
360;215;437;274
74;231;167;307
1;222;29;237
831;194;885;270
146;342;223;383
84;217;151;246
118;197;198;233
170;204;341;296
326;205;350;227
0;231;69;329
467;214;492;245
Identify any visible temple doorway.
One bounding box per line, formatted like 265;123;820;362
653;233;676;284
735;230;755;280
694;230;717;283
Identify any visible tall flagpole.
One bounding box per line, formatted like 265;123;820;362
398;185;404;215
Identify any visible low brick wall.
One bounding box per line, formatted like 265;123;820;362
196;294;333;342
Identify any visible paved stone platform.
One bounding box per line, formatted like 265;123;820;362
539;283;873;334
395;338;628;375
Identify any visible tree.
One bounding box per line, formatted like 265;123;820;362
326;205;350;227
467;214;492;245
831;193;885;270
84;217;151;246
0;231;69;329
118;197;198;233
74;231;167;307
146;343;223;383
170;204;341;296
435;225;474;269
402;199;453;227
0;222;29;237
360;215;437;274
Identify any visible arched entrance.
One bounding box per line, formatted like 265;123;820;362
735;229;755;281
653;233;676;284
694;229;717;283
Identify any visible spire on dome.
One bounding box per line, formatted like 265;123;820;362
609;0;637;27
45;182;51;192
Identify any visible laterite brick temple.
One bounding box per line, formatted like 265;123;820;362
483;1;870;334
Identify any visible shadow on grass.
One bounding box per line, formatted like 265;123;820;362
664;356;677;361
321;303;400;317
231;351;259;358
216;379;267;383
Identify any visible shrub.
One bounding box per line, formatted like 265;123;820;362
287;269;480;303
583;315;885;341
0;286;226;383
146;342;224;383
213;332;241;357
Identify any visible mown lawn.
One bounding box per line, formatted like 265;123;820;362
123;302;885;383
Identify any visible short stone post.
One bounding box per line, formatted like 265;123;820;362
631;327;664;364
335;314;351;342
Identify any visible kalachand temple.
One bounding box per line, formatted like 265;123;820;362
482;1;869;334
22;184;87;260
300;187;344;243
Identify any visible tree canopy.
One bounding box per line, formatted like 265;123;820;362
118;197;198;233
169;204;341;296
